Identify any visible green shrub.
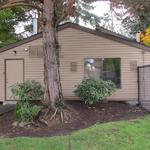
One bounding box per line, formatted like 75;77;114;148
16;101;42;122
74;78;116;105
11;80;44;102
11;80;44;122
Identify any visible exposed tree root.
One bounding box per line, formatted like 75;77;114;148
39;102;79;127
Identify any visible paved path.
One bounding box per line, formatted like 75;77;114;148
141;103;150;112
0;104;15;115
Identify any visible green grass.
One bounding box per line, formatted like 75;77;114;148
0;115;150;150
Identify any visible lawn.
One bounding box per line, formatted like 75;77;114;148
0;115;150;150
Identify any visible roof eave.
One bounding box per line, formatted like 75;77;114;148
0;22;150;53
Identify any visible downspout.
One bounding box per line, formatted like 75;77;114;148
136;32;142;106
138;51;145;106
137;66;140;106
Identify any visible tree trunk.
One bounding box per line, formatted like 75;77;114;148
42;0;63;109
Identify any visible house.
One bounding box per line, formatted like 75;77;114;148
0;22;150;105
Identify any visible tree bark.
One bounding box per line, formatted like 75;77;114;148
42;0;63;109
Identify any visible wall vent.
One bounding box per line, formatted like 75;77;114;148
29;45;43;58
130;61;137;71
70;62;77;72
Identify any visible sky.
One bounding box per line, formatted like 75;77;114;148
16;1;115;37
16;1;111;35
93;1;110;16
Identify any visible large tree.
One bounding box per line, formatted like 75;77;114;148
0;6;31;47
68;0;101;26
83;0;150;36
2;1;101;38
2;0;147;117
108;0;150;35
34;0;101;33
0;0;95;118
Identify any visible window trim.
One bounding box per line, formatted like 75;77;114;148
84;57;122;89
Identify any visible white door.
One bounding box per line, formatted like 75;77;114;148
6;59;24;100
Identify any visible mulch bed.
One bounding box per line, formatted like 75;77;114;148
0;101;149;138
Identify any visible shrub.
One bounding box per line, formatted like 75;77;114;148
11;80;44;102
11;80;44;122
74;78;116;105
16;101;42;122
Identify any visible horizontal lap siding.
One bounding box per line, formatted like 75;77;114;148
0;39;44;101
142;52;150;65
0;27;149;102
59;28;146;101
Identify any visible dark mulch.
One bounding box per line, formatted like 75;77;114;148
0;101;148;138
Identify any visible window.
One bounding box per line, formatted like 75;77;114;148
84;58;121;87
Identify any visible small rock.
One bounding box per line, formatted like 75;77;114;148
26;124;31;128
19;122;27;128
12;121;19;127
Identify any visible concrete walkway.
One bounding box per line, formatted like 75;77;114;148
0;104;15;115
140;102;150;112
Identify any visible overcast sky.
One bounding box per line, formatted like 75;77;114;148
16;1;111;35
93;1;110;16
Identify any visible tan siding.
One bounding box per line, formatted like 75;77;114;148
0;27;149;102
142;51;150;65
59;28;146;101
0;38;44;101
